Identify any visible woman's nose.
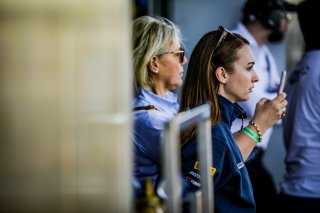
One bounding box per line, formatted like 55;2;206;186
252;71;259;83
182;56;188;64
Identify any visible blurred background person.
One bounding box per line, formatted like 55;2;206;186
132;16;187;190
279;0;320;212
230;0;297;211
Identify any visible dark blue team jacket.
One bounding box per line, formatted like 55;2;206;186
181;95;256;213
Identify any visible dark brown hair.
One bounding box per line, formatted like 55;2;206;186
179;29;249;146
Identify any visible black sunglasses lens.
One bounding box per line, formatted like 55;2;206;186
179;48;184;63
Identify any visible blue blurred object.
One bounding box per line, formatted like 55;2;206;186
132;178;143;198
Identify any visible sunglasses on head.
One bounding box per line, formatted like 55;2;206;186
212;26;237;55
158;47;185;63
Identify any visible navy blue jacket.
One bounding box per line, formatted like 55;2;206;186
181;95;256;213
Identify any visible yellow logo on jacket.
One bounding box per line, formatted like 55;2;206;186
193;161;216;176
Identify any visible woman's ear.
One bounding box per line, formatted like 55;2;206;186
148;56;159;74
215;67;227;84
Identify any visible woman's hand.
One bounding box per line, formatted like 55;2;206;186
234;92;287;161
252;92;287;134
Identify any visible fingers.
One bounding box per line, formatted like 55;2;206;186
256;98;268;108
270;92;287;119
278;93;288;119
276;106;286;119
258;98;268;105
256;93;288;120
258;93;287;108
275;93;287;119
273;92;287;103
281;107;286;119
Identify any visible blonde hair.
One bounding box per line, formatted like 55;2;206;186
132;16;182;92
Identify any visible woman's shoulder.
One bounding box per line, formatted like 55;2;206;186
211;121;225;135
211;122;231;145
134;108;174;131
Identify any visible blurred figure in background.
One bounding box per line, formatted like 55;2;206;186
230;0;296;211
131;16;187;190
279;1;320;212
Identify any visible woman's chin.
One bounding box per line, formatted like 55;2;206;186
172;82;183;90
238;96;249;102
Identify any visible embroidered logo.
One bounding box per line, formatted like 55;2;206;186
189;171;200;179
193;161;216;176
185;176;201;187
237;162;244;169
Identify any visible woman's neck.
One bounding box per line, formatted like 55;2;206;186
152;84;166;97
218;89;236;103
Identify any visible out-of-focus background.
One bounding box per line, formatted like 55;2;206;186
0;0;303;212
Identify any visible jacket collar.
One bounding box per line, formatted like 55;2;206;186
218;95;247;127
135;88;179;114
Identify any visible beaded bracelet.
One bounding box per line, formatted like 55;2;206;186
249;120;262;140
241;127;261;143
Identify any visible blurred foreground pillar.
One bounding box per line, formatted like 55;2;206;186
0;0;132;212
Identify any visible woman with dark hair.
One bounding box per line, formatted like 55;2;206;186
180;26;287;212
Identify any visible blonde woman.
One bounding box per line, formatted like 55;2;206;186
132;16;187;188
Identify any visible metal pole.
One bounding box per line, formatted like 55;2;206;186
198;119;213;213
163;119;182;213
163;103;213;213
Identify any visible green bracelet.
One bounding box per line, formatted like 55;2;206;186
241;127;261;143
